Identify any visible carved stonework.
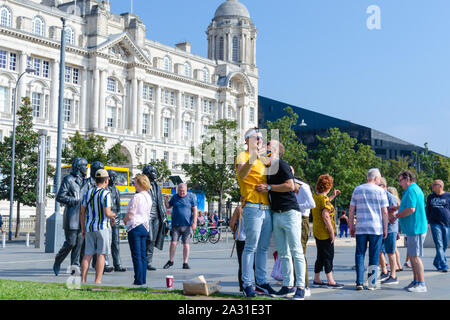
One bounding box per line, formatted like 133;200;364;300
135;143;143;157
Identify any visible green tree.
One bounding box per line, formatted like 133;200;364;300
0;98;54;237
62;131;128;166
137;159;172;183
181;119;240;215
265;106;308;178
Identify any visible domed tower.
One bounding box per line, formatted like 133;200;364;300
207;0;257;66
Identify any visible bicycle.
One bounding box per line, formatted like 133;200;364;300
192;226;221;244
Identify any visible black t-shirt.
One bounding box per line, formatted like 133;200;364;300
267;159;300;212
426;192;450;227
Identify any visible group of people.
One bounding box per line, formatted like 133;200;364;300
197;211;222;227
233;127;449;299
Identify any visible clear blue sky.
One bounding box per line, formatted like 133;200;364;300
111;0;450;157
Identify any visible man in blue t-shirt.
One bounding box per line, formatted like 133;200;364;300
390;170;428;293
163;183;197;270
426;180;450;272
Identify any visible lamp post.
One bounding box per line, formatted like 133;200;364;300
8;67;36;241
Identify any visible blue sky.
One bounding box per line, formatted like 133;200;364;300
111;0;450;156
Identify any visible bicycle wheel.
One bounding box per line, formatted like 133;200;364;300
208;228;221;244
192;232;199;244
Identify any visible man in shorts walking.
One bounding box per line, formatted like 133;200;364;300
80;169;116;284
163;183;197;270
391;170;428;293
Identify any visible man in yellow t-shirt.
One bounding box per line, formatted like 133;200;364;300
235;127;275;298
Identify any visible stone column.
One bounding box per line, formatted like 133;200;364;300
176;91;183;143
154;86;161;140
212;35;216;60
98;69;106;130
194;96;201;144
50;59;59;126
129;78;138;133
90;68;99;130
137;79;143;135
252;37;256;65
240;34;245;64
215;100;220;121
241;105;247;133
79;68;87;129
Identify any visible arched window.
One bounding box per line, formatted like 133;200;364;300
164;56;171;72
0;6;12;27
202;67;209;83
184;62;191;78
232;36;240;62
32;16;45;37
218;37;224;60
65;26;74;45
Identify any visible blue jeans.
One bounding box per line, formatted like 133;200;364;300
128;224;148;285
339;225;348;238
355;234;383;285
430;224;449;271
242;204;272;288
273;209;306;287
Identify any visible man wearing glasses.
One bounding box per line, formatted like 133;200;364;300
390;170;428;293
235;128;276;297
426;180;450;273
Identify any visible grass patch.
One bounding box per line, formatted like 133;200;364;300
0;279;191;300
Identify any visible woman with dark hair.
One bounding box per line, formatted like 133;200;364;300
311;174;344;289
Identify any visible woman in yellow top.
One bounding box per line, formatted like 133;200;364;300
311;174;344;289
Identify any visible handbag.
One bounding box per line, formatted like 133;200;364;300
271;253;283;281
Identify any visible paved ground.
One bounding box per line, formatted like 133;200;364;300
0;232;449;300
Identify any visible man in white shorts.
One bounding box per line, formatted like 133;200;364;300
80;169;116;284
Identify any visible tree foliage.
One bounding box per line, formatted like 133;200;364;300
62;131;128;166
0;97;54;237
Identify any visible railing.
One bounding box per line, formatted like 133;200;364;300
0;218;36;233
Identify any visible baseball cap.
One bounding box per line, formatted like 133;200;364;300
95;169;109;178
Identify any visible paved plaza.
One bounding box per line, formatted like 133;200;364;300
0;232;448;300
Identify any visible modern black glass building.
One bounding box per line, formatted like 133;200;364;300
258;96;426;161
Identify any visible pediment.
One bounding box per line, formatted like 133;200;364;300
95;33;151;66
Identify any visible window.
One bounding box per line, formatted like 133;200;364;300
9;53;16;71
107;77;117;92
106;106;115;127
32;16;45;37
202;125;208;136
170;92;175;105
208;101;213;114
142;85;154;101
232;36;240;62
203;99;213;113
0;50;6;69
42;60;49;78
164;56;171;72
63;99;72;122
64;26;74;45
72;68;79;84
172;152;177;169
227;106;232;119
190;96;195;110
32;92;42;118
184;121;191;140
249;107;255;123
163;151;169;165
203;68;209;83
151;150;156;161
142;113;148;134
65;66;71;82
0;6;12;27
0;86;8;113
163;117;169;138
34;58;41;77
218;37;224;60
184;62;191;78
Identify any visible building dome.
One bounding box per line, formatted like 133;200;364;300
214;0;250;19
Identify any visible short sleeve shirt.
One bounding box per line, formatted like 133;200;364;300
82;187;112;232
235;152;270;205
386;191;399;233
267;159;300;212
426;192;450;227
399;183;428;236
350;184;389;235
312;194;336;240
169;193;197;227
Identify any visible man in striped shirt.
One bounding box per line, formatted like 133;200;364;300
348;168;389;290
80;169;116;284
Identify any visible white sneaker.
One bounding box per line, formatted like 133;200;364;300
407;284;427;293
305;287;311;297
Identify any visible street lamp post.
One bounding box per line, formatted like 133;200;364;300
8;67;36;241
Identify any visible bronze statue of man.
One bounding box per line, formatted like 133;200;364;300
53;157;88;276
107;170;126;272
143;165;168;270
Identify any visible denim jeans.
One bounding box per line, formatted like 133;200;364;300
430;224;449;271
242;204;272;288
273;209;306;287
128;224;148;285
355;234;383;285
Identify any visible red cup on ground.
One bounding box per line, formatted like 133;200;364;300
166;275;174;289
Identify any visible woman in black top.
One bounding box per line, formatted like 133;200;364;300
339;211;348;238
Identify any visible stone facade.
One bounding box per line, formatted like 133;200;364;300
0;0;258;217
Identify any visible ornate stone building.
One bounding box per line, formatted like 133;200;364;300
0;0;259;179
